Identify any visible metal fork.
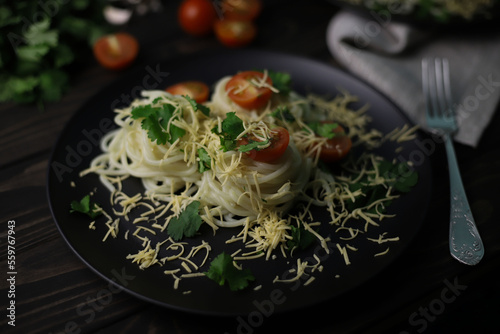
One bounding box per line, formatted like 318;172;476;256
422;58;484;265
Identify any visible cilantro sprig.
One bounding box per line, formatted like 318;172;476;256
271;105;296;122
287;224;316;252
131;104;185;145
347;159;418;213
0;1;110;108
205;252;255;291
306;122;340;139
257;70;292;95
238;139;270;153
167;201;203;241
379;160;419;193
197;148;211;173
184;95;210;116
70;194;102;219
212;112;274;154
212;112;245;152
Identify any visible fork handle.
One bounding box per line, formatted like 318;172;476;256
444;134;484;265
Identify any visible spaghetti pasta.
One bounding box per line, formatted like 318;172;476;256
77;69;419;290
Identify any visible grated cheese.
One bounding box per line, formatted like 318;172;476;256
78;72;420;292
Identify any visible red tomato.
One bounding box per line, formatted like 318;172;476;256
222;0;262;21
214;19;256;48
225;71;273;110
93;33;139;70
165;81;210;103
317;122;352;163
240;127;290;162
178;0;217;36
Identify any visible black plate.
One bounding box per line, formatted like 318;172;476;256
47;50;432;316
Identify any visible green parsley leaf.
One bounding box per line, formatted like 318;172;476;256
131;104;186;145
307;122;339;139
287;224;316;251
151;97;164;104
197;148;211;173
212;112;245;152
238;139;269;153
184;95;210;116
167;201;203;241
70;194;102;219
16;44;50;62
23;19;58;47
205;252;255;291
379;160;419;193
53;44;75;68
257;70;292;95
1;1;110;108
271;105;296;122
346;159;418;213
39;69;68;102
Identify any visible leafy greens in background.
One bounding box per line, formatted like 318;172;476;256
0;0;111;109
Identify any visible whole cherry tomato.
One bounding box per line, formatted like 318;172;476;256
93;33;139;70
225;70;273;109
178;0;217;36
239;127;290;163
214;19;256;48
165;81;210;103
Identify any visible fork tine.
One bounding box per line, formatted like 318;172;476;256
422;58;455;124
422;58;433;118
442;58;454;119
433;58;454;120
434;58;447;116
422;58;440;119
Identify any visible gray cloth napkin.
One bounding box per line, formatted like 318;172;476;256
326;10;500;147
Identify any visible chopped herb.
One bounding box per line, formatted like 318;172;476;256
205;252;255;291
184;95;210;116
212;112;245;152
131;103;185;145
197;148;211;173
287;224;316;251
379;160;419;193
271;105;296;122
152;97;164;104
307;122;339;139
346;159;418;213
70;194;101;219
238;139;269;153
167;201;203;241
0;1;110;108
257;70;292;95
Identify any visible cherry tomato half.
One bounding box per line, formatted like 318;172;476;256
317;122;352;163
214;19;256;48
178;0;217;36
222;0;262;21
93;33;139;70
165;81;210;103
225;70;273;110
239;127;290;163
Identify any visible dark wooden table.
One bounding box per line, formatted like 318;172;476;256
2;1;499;333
